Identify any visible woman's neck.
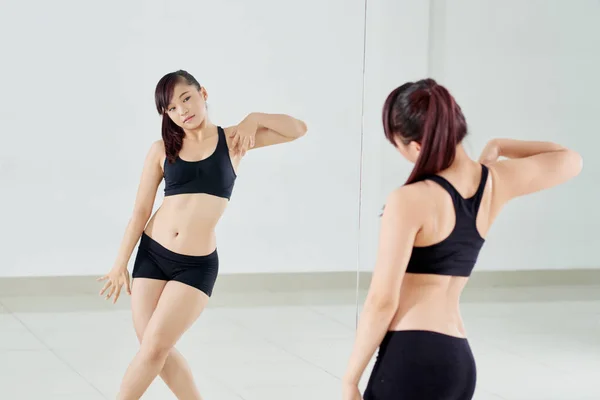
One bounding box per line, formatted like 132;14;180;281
448;144;479;171
184;119;216;141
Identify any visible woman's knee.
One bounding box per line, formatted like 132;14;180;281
139;335;172;363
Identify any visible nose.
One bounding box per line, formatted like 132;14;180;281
178;105;188;116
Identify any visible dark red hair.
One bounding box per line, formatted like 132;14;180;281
382;78;467;185
154;70;202;164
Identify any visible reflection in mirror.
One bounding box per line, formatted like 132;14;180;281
347;1;596;399
0;0;368;398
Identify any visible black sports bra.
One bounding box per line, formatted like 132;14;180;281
163;126;237;200
405;164;489;277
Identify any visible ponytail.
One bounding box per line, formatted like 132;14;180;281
161;114;184;164
405;85;461;184
383;79;467;186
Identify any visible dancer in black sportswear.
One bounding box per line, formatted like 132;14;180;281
343;78;582;400
97;70;307;400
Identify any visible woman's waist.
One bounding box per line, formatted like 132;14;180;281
141;229;217;257
144;213;218;256
139;231;218;263
390;298;464;337
149;206;221;233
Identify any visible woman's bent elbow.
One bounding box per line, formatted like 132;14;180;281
563;149;583;179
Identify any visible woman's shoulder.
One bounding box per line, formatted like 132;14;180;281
389;183;428;204
380;182;432;218
148;139;165;155
146;140;166;165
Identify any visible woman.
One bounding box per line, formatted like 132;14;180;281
97;69;307;400
343;78;582;400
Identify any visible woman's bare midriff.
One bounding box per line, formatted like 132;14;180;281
144;194;229;256
388;273;469;338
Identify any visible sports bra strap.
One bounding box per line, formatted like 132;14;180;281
216;126;227;152
422;164;489;216
471;164;489;216
423;175;461;207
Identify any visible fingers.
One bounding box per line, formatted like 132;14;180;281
479;155;495;165
126;274;132;295
105;284;117;301
237;138;246;156
113;284;122;304
231;131;240;149
99;280;111;296
235;136;252;157
231;130;256;157
98;271;130;304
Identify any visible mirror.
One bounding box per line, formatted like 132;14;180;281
353;0;598;399
0;0;367;398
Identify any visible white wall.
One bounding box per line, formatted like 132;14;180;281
361;0;600;271
0;0;367;277
2;0;598;278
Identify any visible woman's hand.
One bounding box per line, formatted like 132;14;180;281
342;381;362;400
97;266;131;304
478;139;501;165
230;114;259;157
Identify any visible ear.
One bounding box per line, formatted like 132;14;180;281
409;141;421;153
199;86;208;101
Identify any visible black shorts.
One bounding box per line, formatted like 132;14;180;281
132;232;219;297
364;330;476;400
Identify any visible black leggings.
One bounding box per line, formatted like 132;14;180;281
132;232;219;297
364;330;476;400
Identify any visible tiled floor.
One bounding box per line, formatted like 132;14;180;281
0;285;599;399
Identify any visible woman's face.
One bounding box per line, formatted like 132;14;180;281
165;82;208;129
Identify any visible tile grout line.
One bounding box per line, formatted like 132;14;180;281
307;304;357;331
264;287;358;332
5;307;109;399
225;296;350;382
193;310;259;400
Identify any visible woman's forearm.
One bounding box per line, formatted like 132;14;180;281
112;212;149;270
249;112;307;138
495;138;567;159
343;299;396;385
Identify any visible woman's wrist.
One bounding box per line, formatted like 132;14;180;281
243;112;262;128
111;262;128;273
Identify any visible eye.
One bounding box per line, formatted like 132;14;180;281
168;107;175;112
183;96;191;102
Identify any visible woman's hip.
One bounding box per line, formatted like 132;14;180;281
133;232;219;297
364;330;476;400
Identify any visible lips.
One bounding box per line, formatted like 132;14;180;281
183;115;195;123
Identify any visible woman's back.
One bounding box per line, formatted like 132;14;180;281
389;157;494;337
388;145;582;337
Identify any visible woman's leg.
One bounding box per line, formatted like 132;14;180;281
130;278;203;400
119;280;209;400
